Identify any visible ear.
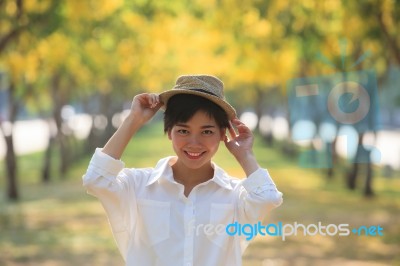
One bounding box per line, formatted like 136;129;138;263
220;128;226;141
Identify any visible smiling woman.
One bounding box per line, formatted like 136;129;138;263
167;111;224;193
82;74;283;266
164;93;228;185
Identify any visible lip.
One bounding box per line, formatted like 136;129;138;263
184;151;206;160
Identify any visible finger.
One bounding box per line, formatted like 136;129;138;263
134;94;149;107
150;93;156;106
225;137;240;149
230;119;246;129
149;94;160;108
230;119;246;131
231;118;245;125
156;94;165;106
155;94;160;104
228;121;237;139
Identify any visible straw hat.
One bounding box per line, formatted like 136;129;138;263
159;74;237;120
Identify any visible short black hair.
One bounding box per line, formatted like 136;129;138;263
163;94;229;133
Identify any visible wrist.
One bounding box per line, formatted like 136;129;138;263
234;150;254;162
123;113;144;133
236;151;259;176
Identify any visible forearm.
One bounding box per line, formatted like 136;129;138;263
238;168;283;222
102;114;143;159
236;151;260;177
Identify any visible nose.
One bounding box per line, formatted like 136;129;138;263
188;133;202;147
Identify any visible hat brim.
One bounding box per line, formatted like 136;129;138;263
158;89;237;120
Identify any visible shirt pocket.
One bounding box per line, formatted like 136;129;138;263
137;199;171;246
207;203;235;250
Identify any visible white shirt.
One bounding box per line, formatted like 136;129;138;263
83;148;283;266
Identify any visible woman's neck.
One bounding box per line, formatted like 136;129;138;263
171;160;214;194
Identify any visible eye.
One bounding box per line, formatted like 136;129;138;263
177;129;189;135
202;130;214;135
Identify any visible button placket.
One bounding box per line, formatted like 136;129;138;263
183;200;195;266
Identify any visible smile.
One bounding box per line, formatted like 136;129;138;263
184;151;206;159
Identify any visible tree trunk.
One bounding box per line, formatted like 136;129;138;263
377;11;400;65
347;160;358;190
347;134;363;190
4;134;18;200
364;155;374;197
100;92;117;145
85;115;99;154
51;74;70;178
254;86;265;132
326;138;337;179
1;82;20;200
42;134;55;183
59;134;70;177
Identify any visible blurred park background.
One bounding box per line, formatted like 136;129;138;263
0;0;400;265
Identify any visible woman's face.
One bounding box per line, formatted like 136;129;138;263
168;110;225;170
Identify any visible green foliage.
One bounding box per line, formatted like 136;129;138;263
1;0;399;113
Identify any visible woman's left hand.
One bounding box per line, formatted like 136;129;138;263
224;118;254;159
224;118;260;176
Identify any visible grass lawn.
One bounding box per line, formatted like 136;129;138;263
1;121;399;266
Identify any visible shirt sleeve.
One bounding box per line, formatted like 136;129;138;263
237;168;283;223
82;148;136;260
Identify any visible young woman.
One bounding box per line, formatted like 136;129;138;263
83;74;283;266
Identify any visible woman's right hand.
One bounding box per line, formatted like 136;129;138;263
102;93;162;159
129;93;163;126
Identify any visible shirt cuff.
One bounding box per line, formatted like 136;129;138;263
89;148;125;176
242;168;276;192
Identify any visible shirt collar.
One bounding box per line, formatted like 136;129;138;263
209;162;233;190
145;157;233;190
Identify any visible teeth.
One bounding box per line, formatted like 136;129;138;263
187;152;202;157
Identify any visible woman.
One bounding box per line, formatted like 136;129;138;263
83;74;283;265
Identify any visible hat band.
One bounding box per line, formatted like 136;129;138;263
191;88;219;98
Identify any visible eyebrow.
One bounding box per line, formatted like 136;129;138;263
175;124;216;129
